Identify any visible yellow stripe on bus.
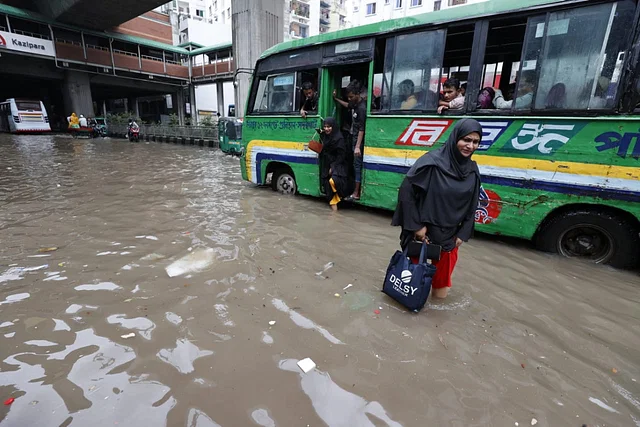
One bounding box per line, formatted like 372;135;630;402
245;140;307;182
244;141;640;182
365;147;640;181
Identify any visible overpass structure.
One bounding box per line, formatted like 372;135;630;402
0;3;235;125
1;0;167;30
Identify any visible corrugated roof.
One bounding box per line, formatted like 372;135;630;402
177;41;205;49
260;0;586;59
189;42;233;56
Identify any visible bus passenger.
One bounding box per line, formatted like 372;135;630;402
391;119;482;299
545;83;566;109
333;80;366;201
438;78;465;114
477;87;496;109
460;82;467;97
299;82;318;119
398;79;418;110
494;74;535;109
320;117;351;212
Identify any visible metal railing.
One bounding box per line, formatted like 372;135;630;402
14;29;51;40
109;124;219;142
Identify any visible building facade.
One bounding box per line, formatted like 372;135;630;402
155;0;353;117
350;0;485;26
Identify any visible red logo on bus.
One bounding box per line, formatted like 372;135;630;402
395;119;453;147
0;34;6;48
475;187;502;224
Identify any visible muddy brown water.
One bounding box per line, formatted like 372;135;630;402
0;134;638;427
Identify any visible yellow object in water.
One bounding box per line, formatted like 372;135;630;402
329;178;341;206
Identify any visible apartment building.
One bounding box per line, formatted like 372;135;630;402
350;0;485;26
156;0;232;46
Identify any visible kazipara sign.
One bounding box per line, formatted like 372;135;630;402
0;30;55;57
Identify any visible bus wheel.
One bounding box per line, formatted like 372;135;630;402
536;209;640;268
272;169;297;195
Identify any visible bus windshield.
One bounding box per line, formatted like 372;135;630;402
16;101;42;112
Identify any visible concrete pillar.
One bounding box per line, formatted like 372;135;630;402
102;100;107;117
129;97;140;119
62;71;94;118
176;90;185;126
189;84;198;125
232;0;283;119
216;81;224;116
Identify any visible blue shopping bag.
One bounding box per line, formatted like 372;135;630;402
382;241;436;312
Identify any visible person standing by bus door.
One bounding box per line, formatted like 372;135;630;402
333;80;366;201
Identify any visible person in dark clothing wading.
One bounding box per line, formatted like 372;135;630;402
320;117;352;211
391;119;482;299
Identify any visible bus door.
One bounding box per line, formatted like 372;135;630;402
320;38;374;195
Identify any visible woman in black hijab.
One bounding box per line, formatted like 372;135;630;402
321;117;352;211
392;119;482;299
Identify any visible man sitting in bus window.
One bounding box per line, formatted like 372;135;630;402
333;80;366;201
398;79;418;110
299;81;318;119
438;78;465;114
493;74;535;109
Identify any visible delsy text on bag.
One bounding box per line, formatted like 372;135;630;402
389;273;418;297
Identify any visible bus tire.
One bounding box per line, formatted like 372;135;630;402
535;208;640;268
271;169;297;195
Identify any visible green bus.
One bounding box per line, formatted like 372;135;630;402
240;0;640;268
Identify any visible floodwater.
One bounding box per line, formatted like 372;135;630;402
0;134;638;427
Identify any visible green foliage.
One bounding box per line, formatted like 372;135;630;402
200;115;215;127
107;112;142;125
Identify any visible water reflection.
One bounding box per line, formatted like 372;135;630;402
279;359;402;427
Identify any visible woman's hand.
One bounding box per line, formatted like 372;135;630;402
414;226;427;242
455;237;463;248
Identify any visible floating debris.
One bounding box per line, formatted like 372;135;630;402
165;248;215;277
121;333;136;339
297;358;316;373
38;247;58;253
315;262;334;276
343;284;353;290
268;321;276;326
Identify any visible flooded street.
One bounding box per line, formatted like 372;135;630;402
0;134;639;427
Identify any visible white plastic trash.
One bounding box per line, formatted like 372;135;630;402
297;358;316;373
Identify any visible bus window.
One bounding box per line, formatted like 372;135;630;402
521;1;635;111
437;24;475;113
251;72;297;114
477;16;530;110
298;69;320;115
16;100;43;112
381;29;446;112
371;38;387;112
